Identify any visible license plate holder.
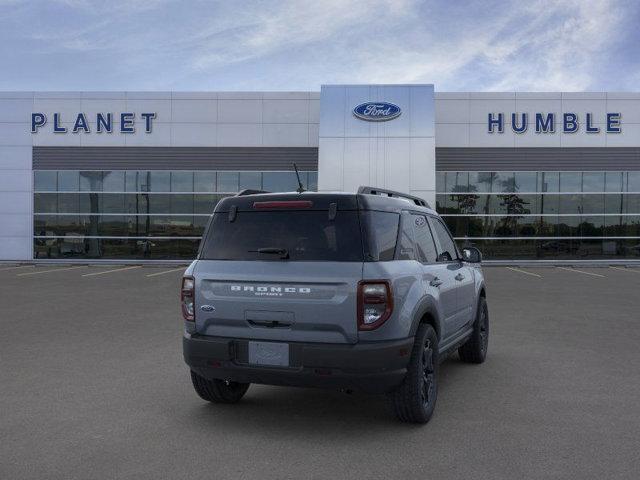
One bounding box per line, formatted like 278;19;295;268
248;341;290;367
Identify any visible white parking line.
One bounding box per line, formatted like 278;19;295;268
0;265;34;272
609;266;640;274
17;266;86;276
557;266;606;278
82;265;142;277
506;267;542;278
146;267;186;277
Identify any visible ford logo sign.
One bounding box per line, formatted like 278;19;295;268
353;102;401;122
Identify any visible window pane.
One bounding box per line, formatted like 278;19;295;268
559;194;581;214
57;171;79;192
194;172;216;192
397;213;416;260
443;216;467;237
34;171;57;191
582;172;604;192
435;172;445;192
469;172;493;192
239;172;262;190
560;172;581;192
513;172;536;192
34;193;57;213
515;216;539;236
539;172;559;192
217;172;239;192
102;171;125;192
446;172;468;193
605;172;623;192
79;172;103;192
126;171;147;192
628;172;640;192
582;194;604;214
307;172;318;191
148;171;170;192
170;194;194;214
362;211;399;261
58;193;79;213
413;215;438;263
147;194;171;214
101;194;125;214
493;172;515;192
429;218;458;261
171;172;194;192
262;172;298;192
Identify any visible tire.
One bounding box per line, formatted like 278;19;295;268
388;324;438;424
458;296;489;364
190;370;250;404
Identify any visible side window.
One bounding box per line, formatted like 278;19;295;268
412;214;438;263
429;217;458;262
396;212;416;260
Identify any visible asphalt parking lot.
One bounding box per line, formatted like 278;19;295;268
1;264;640;479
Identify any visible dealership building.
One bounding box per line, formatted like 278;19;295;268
1;84;639;262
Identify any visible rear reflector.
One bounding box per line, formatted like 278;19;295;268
253;200;313;209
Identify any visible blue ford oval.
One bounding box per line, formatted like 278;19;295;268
353;102;402;122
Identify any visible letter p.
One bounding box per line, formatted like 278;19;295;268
31;113;46;133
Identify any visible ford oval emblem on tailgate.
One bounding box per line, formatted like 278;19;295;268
353;102;401;122
200;305;215;312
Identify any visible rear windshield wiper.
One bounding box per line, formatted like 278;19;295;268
248;247;290;259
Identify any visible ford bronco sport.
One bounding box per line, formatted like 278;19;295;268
182;186;488;423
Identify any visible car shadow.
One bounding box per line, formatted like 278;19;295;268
179;355;473;437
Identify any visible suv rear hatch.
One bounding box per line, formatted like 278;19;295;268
194;194;364;344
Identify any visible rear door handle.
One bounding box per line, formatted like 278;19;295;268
455;273;465;281
429;278;443;287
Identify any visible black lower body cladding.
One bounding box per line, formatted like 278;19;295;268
183;333;414;394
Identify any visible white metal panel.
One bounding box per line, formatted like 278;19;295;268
435;99;469;124
342;137;370;192
317;137;344;190
32;125;81;146
81;98;127;118
0;192;31;214
308;124;319;147
435;124;469;147
0;170;31;192
263;100;309;124
263;124;309;147
0;236;32;260
33;97;82;121
469;123;515;147
469;98;516;124
171;99;218;123
171;123;217;146
0;214;32;237
560;128;607;147
218;99;262;123
514;128;562;148
318;86;345;137
0;146;31;170
216;124;262;146
80;126;127;146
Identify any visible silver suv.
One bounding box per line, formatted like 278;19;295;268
182;187;488;423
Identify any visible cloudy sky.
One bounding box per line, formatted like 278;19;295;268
0;0;638;92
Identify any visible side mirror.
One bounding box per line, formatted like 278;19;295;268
462;247;482;263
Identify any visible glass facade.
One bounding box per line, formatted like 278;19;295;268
436;171;640;260
33;170;318;259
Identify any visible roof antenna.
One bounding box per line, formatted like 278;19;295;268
293;162;305;193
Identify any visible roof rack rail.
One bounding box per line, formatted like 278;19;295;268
236;189;270;196
357;186;430;208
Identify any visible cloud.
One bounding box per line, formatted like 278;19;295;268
0;0;637;91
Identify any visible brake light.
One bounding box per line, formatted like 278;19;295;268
181;276;195;321
253;200;313;209
357;280;393;330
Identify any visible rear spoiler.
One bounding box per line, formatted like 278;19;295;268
357;186;430;208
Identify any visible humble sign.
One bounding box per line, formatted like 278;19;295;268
488;112;622;134
30;112;157;134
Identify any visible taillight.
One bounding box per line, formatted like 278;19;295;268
357;281;393;330
181;276;195;321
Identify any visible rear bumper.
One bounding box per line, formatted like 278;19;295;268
183;333;413;394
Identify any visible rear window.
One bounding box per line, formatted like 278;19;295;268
200;210;364;261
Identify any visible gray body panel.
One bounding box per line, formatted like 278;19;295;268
193;260;362;344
